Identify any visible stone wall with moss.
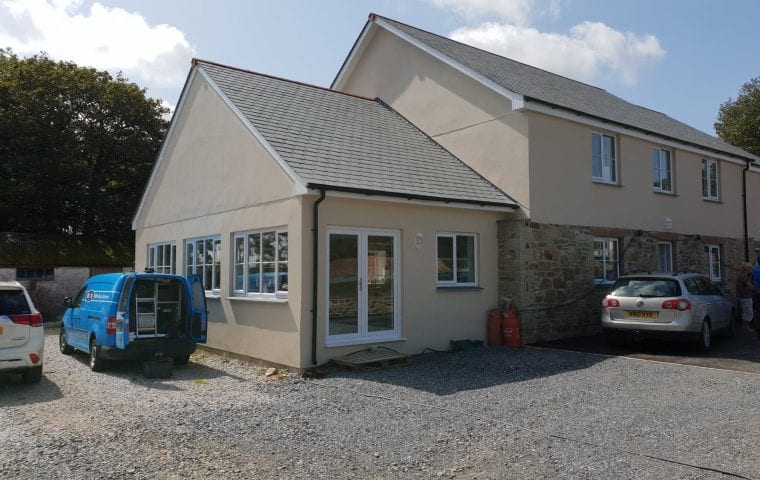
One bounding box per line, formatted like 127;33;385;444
498;220;748;344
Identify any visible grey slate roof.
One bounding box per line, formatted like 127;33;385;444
375;15;757;161
196;61;516;207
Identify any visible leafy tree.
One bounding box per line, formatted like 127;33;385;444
0;49;169;237
715;77;760;158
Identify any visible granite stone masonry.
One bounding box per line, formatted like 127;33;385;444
498;220;747;345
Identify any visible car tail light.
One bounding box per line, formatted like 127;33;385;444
662;299;691;311
602;297;621;308
29;353;40;364
106;316;117;335
11;313;42;327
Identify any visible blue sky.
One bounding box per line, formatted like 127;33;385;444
1;0;757;134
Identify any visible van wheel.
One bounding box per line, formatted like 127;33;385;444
173;354;190;366
697;320;711;353
59;328;74;355
22;366;43;383
89;337;106;372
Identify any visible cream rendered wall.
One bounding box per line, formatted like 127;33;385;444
134;74;306;368
304;196;505;366
527;111;752;238
340;28;531;216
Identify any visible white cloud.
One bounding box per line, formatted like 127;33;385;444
0;0;194;94
429;0;665;86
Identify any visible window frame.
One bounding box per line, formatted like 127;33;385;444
702;159;720;201
652;148;673;193
706;244;722;283
656;241;673;273
184;235;222;295
147;241;176;274
436;232;478;287
591;132;618;184
593;237;619;284
15;267;55;281
232;228;288;299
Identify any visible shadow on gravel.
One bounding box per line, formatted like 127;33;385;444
64;351;247;390
0;375;63;406
326;346;606;396
532;328;760;374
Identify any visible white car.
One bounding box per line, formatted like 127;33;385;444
0;281;44;383
601;272;735;351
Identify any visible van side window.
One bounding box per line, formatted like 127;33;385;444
118;277;135;312
73;286;87;308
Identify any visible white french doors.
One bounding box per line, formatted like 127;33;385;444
326;229;400;345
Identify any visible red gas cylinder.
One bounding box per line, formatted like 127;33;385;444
488;309;503;346
502;309;521;347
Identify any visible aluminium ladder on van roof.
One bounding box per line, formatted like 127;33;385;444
133;282;181;339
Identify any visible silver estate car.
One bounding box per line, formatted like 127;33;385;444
601;272;735;351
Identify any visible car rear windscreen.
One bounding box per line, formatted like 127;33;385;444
0;290;31;315
609;278;681;298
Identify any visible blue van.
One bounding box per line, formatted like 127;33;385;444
60;272;207;371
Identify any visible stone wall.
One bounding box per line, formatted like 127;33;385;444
498;220;747;344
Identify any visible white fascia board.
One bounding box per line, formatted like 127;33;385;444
524;101;757;168
331;21;376;90
132;68;198;231
307;189;517;213
371;18;525;111
196;67;308;196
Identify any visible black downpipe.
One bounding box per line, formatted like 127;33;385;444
311;189;326;365
743;160;752;262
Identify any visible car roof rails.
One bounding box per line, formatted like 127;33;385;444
672;270;699;276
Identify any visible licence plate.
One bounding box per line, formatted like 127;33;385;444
625;310;658;319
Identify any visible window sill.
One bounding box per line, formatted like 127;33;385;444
592;280;615;286
205;293;221;300
436;285;483;291
653;189;676;197
592;179;622;188
226;296;288;303
702;197;722;204
326;336;406;348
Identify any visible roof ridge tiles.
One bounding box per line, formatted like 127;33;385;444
192;58;377;102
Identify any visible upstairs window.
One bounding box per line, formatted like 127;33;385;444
185;236;221;293
702;159;719;200
147;241;176;274
652;148;673;193
592;133;617;183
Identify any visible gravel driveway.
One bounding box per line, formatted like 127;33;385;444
2;328;759;479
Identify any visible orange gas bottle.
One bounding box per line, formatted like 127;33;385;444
502;309;521;347
487;309;503;346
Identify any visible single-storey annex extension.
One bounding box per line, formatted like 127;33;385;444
132;60;517;368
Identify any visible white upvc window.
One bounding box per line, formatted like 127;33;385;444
436;233;478;286
232;229;288;298
147;241;176;274
185;235;222;294
706;244;721;282
702;159;719;200
593;237;619;283
657;241;673;273
592;133;617;183
652;148;673;193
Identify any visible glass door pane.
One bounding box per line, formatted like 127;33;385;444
329;234;359;336
367;235;394;333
